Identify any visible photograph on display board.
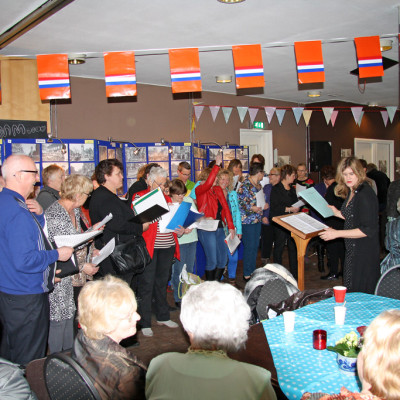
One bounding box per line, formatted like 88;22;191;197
115;147;123;163
42;143;69;162
42;162;69;174
148;146;169;161
223;148;235;161
70;162;95;178
171;146;190;161
126;178;135;192
157;161;170;174
238;147;248;160
108;148;116;159
242;160;249;171
126;162;146;179
170;161;182;177
193;146;200;158
69;143;94;162
99;146;108;161
209;148;220;160
194;159;201;170
201;148;206;158
11;143;40;162
125;147;147;162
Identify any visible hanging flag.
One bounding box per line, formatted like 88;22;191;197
380;110;389;127
386;106;397;123
104;51;136;97
276;109;286;126
294;41;325;84
292;107;304;124
264;107;276;123
222;107;233;123
354;36;383;78
237;107;248;123
194;105;204;121
169;48;201;93
232;44;264;89
351;107;363;125
248;108;259;124
303;110;313;126
322;108;334;125
331;110;339;127
36;54;70;100
209;106;220;122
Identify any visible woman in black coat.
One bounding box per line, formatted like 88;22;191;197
319;157;380;294
269;164;300;279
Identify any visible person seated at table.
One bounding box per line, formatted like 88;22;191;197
72;275;147;400
302;309;400;400
145;281;277;400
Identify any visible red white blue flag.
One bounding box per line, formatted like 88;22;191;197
104;51;137;97
169;48;202;93
354;36;383;78
36;54;70;100
294;41;325;84
232;44;264;89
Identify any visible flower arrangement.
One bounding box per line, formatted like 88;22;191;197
327;331;362;358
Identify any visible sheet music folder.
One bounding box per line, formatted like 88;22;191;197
131;187;169;223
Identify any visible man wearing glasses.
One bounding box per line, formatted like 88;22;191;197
0;155;73;365
177;161;195;192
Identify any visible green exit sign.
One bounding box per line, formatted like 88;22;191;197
253;121;265;129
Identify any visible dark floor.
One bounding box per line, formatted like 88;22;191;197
133;244;338;366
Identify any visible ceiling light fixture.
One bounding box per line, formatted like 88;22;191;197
216;75;232;83
217;0;245;3
68;53;86;65
380;39;393;52
307;91;321;98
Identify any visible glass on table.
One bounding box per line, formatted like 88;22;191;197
313;329;327;350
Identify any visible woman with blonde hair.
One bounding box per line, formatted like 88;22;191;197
319;157;380;293
72;275;146;399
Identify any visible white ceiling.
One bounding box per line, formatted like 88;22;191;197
0;0;399;106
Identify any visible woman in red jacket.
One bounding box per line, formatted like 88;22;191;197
134;166;182;337
195;153;235;281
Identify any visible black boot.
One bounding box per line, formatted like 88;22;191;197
205;269;216;281
214;268;224;281
316;242;325;273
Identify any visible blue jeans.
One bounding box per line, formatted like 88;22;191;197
242;222;261;277
197;228;228;272
171;241;197;303
227;248;239;278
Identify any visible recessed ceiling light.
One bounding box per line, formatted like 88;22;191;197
216;74;232;83
307;91;321;98
218;0;245;3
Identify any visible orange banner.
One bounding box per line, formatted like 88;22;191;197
232;44;264;89
294;41;325;84
354;36;383;78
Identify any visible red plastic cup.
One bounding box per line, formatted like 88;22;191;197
313;329;327;350
333;286;347;303
357;325;367;337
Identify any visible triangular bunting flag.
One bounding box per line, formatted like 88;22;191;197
303;110;313;126
357;111;364;126
237;107;248;123
36;54;70;100
322;108;334;125
104;51;136;97
276;109;286;126
292;107;304;125
209;106;220;122
351;107;363;125
354;36;383;78
386;106;397;123
331;110;339;127
380;110;388;127
232;44;264;89
169;48;202;93
248;108;259;124
194;105;204;121
294;40;325;84
264;107;276;123
222;107;233;123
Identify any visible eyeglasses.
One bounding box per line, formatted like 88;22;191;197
154;180;167;188
178;172;191;177
18;170;39;175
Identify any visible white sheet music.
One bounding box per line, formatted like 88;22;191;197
54;229;102;248
281;213;328;234
86;213;113;232
92;238;115;265
189;218;219;231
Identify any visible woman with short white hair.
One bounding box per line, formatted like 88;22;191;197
72;275;146;399
146;281;277;400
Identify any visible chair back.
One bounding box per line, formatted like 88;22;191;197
375;264;400;300
44;353;101;400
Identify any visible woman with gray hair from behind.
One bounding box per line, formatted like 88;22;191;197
145;281;277;400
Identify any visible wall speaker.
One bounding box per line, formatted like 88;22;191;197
310;141;332;172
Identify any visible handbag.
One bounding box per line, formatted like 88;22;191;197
178;264;203;299
109;235;151;276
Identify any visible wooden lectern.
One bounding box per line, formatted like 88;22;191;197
272;213;326;291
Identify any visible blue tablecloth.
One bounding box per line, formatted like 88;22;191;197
262;292;400;400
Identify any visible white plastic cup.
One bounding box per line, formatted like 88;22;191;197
334;306;346;325
283;311;295;332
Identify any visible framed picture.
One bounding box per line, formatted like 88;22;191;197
171;146;190;161
70;162;95;177
125;147;147;162
11;143;40;162
42;143;69;162
396;157;400;175
277;155;291;167
209;148;220;160
171;161;181;177
341;148;352;158
126;162;146;179
69;143;94;162
223;148;235;161
238;147;248;160
148;146;169;161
